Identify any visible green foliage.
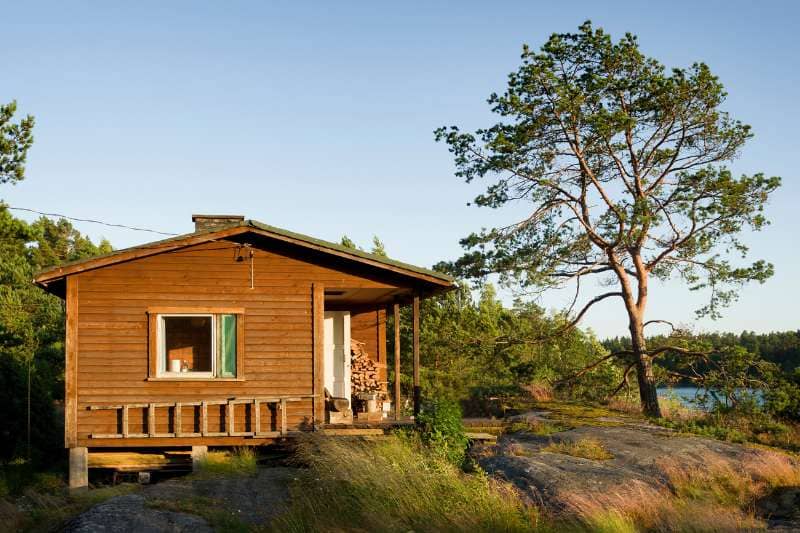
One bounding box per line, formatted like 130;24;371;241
390;283;620;414
0;477;137;532
339;234;388;257
435;21;780;416
0;101;34;186
339;234;358;249
370;235;387;256
0;205;112;462
606;330;800;423
435;21;779;317
415;398;469;465
657;410;797;450
0;460;64;497
764;368;800;422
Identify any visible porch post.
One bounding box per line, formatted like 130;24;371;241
191;445;208;472
65;277;78;449
312;283;325;428
412;294;420;418
393;301;401;421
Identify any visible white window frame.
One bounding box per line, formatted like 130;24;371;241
156;313;216;379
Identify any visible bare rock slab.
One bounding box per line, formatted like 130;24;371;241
63;494;212;533
478;422;776;511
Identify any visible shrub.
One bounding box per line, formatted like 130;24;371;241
657;409;799;451
461;384;525;418
415;398;469;466
522;382;553;402
764;368;800;422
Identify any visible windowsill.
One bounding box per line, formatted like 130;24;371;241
146;377;245;382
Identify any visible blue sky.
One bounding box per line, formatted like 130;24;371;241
2;1;797;338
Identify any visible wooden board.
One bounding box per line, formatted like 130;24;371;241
393;302;401;421
65;276;79;448
320;428;385;436
312;283;324;428
465;432;498;442
412;294;420;417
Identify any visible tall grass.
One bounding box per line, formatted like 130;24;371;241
269;433;540;532
193;447;258;477
561;479;761;532
559;448;800;532
541;438;613;461
657;448;800;507
522;382;553;402
0;482;138;532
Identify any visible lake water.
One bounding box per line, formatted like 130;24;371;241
657;386;705;408
657;386;762;410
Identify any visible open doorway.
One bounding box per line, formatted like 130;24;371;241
323;311;351;403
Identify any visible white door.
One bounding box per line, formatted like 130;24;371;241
324;311;351;402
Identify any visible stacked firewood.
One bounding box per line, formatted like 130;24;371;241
350;338;380;394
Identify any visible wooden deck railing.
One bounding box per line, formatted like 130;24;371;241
88;395;315;439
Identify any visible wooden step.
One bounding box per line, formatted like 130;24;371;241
465;432;498;442
320;428;385;436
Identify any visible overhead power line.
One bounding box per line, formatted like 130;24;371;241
5;206;179;236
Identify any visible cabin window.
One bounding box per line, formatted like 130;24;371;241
156;313;238;378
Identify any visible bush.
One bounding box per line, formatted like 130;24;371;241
460;384;525;418
764;368;800;422
416;398;469;466
657;409;799;450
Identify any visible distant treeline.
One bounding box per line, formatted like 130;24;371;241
603;330;800;375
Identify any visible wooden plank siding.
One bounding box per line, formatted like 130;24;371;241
72;240;404;447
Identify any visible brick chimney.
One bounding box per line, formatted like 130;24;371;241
191;214;245;232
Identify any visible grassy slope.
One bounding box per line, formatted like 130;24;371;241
4;404;799;533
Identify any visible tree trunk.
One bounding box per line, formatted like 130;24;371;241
629;318;661;418
610;249;661;418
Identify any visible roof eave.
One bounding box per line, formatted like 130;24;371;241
32;220;456;289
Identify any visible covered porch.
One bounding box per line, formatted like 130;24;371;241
314;285;426;429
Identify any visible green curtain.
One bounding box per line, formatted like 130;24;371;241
219;314;237;377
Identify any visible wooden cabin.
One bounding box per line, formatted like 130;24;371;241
34;215;455;488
